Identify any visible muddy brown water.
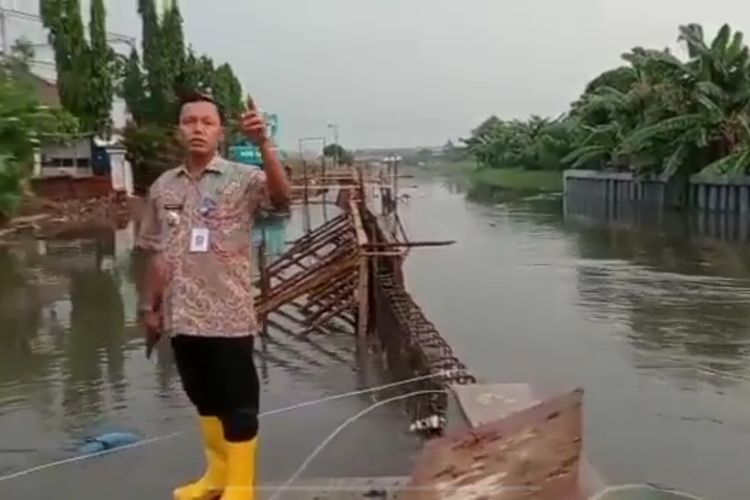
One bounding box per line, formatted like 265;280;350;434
1;170;749;499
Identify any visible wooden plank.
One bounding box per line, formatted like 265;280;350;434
305;298;356;335
349;199;368;247
363;240;456;248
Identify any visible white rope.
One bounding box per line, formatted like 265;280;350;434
0;432;183;483
590;484;704;500
266;389;446;500
0;369;460;483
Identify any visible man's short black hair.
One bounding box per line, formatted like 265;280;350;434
176;87;227;124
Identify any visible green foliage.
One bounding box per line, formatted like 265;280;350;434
122;122;183;194
178;49;215;94
87;0;115;135
323;143;354;165
121;48;147;124
0;61;81;220
39;0;250;192
466;23;750;178
462;115;582;171
212;63;244;121
117;0;247;185
0;66;80;167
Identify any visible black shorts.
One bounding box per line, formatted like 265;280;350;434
171;334;260;419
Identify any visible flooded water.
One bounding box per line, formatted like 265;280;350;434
0;207;420;498
399;171;750;500
1;171;750;498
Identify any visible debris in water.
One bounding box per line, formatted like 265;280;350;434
77;431;141;455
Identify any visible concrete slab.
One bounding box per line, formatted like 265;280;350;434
0;388;422;499
406;388;585;500
449;383;607;494
450;383;539;428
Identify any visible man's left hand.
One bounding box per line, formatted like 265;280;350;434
240;110;268;146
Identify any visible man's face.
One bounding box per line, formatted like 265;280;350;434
178;101;224;156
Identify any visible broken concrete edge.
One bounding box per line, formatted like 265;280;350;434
405;386;584;499
429;382;607;498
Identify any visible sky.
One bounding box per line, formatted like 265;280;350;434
5;0;750;149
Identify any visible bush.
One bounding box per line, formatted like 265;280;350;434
122;121;185;195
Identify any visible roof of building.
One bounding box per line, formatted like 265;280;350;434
5;61;60;107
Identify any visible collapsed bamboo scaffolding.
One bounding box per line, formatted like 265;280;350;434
255;163;453;341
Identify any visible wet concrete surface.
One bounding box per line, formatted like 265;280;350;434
0;361;422;498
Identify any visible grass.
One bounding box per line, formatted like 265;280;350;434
424;160;563;192
469;168;563;192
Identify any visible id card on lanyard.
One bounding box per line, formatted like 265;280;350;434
188;172;223;253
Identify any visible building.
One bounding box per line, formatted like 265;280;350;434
33;135;135;199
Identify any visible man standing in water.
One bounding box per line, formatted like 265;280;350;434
137;90;290;500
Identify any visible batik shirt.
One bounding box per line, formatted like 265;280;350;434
137;155;270;337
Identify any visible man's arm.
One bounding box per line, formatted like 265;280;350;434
238;101;291;210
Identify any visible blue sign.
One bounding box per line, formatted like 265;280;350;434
230;113;279;168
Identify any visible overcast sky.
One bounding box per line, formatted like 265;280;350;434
6;0;749;149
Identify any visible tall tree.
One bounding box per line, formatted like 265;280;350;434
40;0;114;136
87;0;114;135
212;63;244;121
138;0;170;124
177;48;213;93
121;48;147;124
40;0;87;125
161;1;186;98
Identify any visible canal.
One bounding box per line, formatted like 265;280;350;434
1;169;749;498
400;170;750;500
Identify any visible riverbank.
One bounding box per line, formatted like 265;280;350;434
0;195;134;243
422;160;563;192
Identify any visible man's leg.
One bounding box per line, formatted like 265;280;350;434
171;335;228;500
213;335;260;500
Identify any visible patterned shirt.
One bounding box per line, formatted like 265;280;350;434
136;155;270;338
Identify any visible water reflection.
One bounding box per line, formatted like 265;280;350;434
441;175;750;389
564;196;750;387
0;205;411;476
399;174;750;497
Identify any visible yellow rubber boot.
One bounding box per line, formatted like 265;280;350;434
220;437;258;500
174;416;227;500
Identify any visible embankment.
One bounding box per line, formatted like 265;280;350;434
421;160;563;192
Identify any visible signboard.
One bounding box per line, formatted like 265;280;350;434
229;113;279;168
